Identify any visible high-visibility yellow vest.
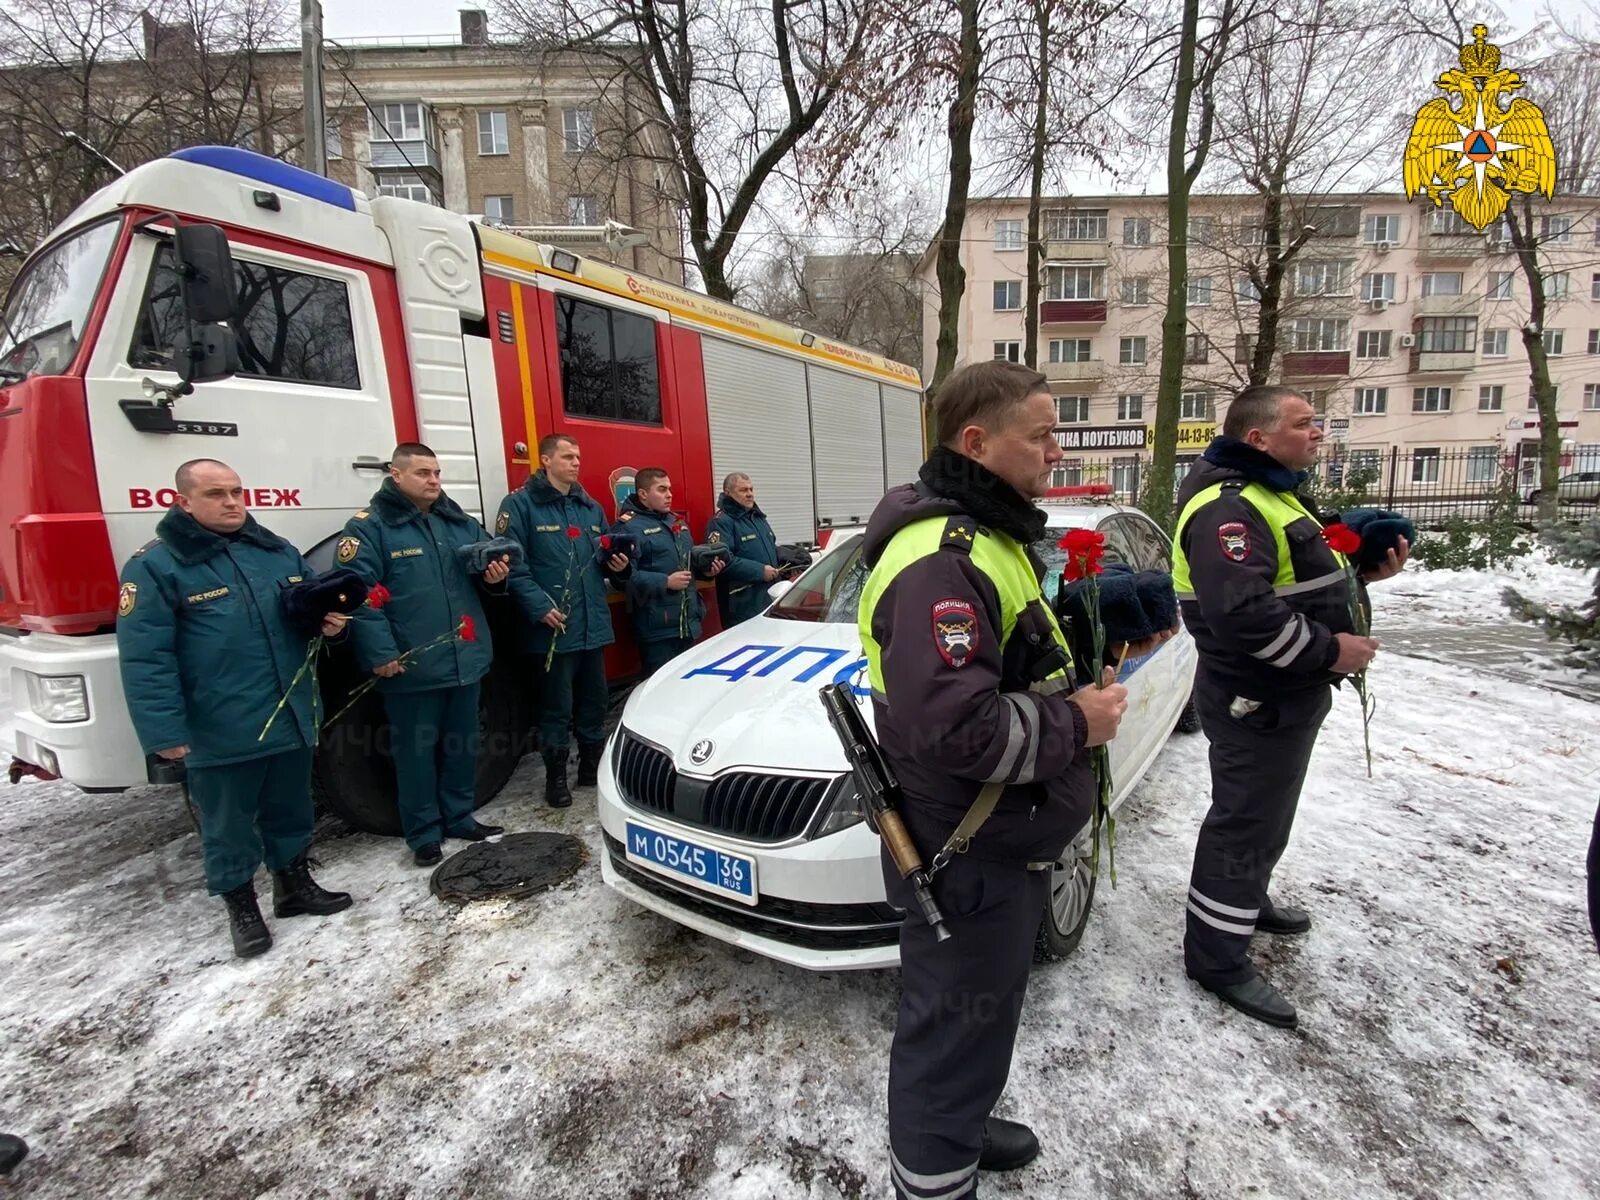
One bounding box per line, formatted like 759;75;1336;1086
860;516;1072;693
1171;481;1348;600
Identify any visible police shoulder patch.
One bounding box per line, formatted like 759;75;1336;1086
931;598;980;669
495;510;510;535
353;510;369;521
118;582;138;617
939;517;978;554
336;535;360;564
1217;521;1251;562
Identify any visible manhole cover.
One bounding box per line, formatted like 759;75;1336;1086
429;832;587;903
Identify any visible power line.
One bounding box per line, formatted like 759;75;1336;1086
321;38;442;206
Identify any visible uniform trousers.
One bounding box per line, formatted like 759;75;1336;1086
638;636;694;677
538;648;608;753
884;847;1050;1200
1185;667;1333;985
188;747;315;894
383;683;480;851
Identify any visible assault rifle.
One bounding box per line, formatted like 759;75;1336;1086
819;682;949;941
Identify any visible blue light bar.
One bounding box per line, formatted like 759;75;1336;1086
168;146;357;212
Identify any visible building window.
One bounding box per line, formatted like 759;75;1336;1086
1354;387;1388;415
1540;214;1573;243
1118;336;1146;365
1479;384;1504;411
1046;208;1107;241
1111;456;1140;495
1543;328;1565;356
1117;394;1144;421
1584;383;1600;411
1187;276;1213;305
1529;385;1558;410
1295;260;1353;296
1592;272;1600;301
477;110;509;155
1180;390;1212;421
1546;271;1572;299
567;194;600;225
1356;330;1391;359
1483;328;1509;356
1363;214;1402;243
1056;395;1089;423
994;219;1023;251
1350;448;1383;476
483;195;514;226
1412;386;1452;413
372;101;425;142
1359;273;1395;302
324;118;343;160
553;294;661;423
1421;271;1464;297
1048;338;1091;363
1467;445;1499;483
1184;332;1209;364
1234;333;1256;364
1237;275;1261;302
1290;317;1350;352
1120;276;1150;306
1429;208;1473;235
1123;217;1151;246
1418;316;1476;353
993;280;1023;311
1052;460;1085;488
1589;329;1600;355
1187;215;1215;245
1045;266;1104;300
993;341;1021;362
563;108;596;153
1488;270;1514;300
376;173;434;204
1238;218;1265;245
1411;447;1442;483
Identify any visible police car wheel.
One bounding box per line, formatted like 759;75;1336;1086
1175;690;1202;734
1033;830;1097;962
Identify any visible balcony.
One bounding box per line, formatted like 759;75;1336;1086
1040;299;1108;325
1044;240;1111;262
1417;231;1483;261
1282;350;1352;377
1416;292;1479;317
369;137;443;175
1412;350;1476;373
1044;360;1104;382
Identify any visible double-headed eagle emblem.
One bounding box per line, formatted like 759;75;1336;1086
1403;24;1556;230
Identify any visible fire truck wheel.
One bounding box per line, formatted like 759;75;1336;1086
312;661;524;837
1033;827;1097;962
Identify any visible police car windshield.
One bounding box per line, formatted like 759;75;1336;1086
0;217;121;382
766;536;868;624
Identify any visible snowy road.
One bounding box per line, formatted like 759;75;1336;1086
1;648;1597;1197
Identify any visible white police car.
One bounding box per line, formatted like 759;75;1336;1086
596;501;1199;971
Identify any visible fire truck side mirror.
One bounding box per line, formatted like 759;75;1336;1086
173;223;236;324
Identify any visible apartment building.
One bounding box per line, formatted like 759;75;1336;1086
918;194;1600;494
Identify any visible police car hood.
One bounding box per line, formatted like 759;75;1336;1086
618;618;867;776
861;483;963;568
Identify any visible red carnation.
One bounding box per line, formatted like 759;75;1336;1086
366;583;392;611
1321;522;1362;555
1059;528;1106;581
599;534;613;550
567;526;582;539
459;614;477;643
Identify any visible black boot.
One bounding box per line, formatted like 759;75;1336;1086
0;1133;28;1176
1255;898;1312;936
1192;972;1298;1029
222;883;272;958
543;748;572;808
979;1117;1040;1171
271;851;353;918
576;740;604;787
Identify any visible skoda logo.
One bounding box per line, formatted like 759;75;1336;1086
689;738;714;766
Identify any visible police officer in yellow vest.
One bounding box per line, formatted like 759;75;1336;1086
860;362;1133;1199
1173;385;1407;1029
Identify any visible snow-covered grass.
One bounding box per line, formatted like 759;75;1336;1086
1370;546;1594;630
0;617;1596;1197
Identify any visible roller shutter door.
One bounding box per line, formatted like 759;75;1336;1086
807;364;885;526
881;384;925;487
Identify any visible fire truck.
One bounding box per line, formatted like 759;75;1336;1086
0;146;924;831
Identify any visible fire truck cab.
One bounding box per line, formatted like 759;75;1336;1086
0;147;924;828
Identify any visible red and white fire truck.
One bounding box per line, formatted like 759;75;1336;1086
0;146;924;829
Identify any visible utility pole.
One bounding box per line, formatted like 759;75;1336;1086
301;0;327;175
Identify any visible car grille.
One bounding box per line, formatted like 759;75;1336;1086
613;731;833;842
603;832;901;952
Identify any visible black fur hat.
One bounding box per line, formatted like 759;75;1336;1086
282;568;369;634
455;536;525;574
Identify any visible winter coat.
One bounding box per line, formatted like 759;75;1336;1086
496;471;624;655
706;494;779;626
116;508;323;767
612;493;705;644
339;478;500;693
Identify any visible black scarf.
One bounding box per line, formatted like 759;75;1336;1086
1201;436;1307;493
918;446;1048;546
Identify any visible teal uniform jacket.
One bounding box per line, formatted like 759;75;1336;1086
116;508;323;768
611;493;704;644
705;494;779;626
338;478;503;694
496;471;625;656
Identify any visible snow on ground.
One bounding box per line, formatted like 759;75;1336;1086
1;615;1597;1197
1370;547;1594;630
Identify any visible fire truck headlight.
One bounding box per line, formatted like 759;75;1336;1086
25;674;90;723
